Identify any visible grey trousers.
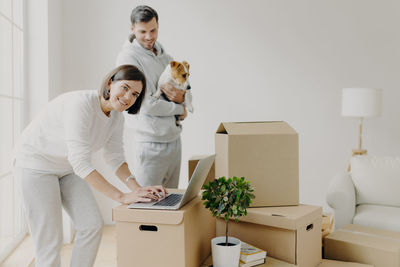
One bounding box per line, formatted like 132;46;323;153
14;167;103;267
132;138;181;188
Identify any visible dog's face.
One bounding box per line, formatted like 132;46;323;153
170;61;191;90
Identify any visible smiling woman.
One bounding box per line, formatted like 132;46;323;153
99;64;147;116
12;64;167;267
101;79;143;115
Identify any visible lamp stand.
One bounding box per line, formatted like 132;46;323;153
347;117;367;172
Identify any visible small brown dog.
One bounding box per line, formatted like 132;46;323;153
153;60;193;125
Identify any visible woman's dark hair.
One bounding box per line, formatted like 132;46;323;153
130;5;158;25
99;65;146;114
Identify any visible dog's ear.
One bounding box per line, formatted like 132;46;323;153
182;61;190;71
170;61;179;68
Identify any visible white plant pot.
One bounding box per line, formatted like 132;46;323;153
211;236;241;267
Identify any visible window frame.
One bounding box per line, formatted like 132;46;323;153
0;0;28;263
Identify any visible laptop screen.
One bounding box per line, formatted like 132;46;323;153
178;155;215;208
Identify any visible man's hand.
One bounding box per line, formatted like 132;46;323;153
160;83;186;103
179;106;187;121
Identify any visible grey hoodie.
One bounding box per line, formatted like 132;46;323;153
116;37;184;142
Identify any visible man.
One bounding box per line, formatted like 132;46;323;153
116;5;186;188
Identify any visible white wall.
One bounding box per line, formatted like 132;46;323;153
24;0;49;124
48;0;64;100
54;0;400;224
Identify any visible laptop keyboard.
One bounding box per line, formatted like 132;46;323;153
153;194;183;207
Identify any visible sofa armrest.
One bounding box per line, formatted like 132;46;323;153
326;172;356;229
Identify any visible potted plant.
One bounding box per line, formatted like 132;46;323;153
202;176;255;267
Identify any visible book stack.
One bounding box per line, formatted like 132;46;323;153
239;241;267;267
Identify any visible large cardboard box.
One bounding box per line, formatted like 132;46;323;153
113;194;215;267
215;121;299;207
324;224;400;267
188;155;215;187
216;204;322;267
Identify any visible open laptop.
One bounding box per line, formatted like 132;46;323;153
127;154;215;210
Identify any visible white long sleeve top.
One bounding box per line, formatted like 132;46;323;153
13;90;125;178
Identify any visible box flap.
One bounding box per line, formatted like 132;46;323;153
325;224;400;251
216;123;228;134
215;121;297;135
237;204;321;230
113;195;201;225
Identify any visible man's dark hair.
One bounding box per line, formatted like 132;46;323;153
99;65;147;115
130;5;158;25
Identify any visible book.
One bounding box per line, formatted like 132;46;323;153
239;258;266;267
240;241;267;263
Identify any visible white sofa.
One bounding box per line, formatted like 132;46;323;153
326;155;400;231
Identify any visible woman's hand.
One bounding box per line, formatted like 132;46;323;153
142;185;167;199
120;185;168;205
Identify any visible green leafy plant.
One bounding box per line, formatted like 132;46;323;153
202;176;255;246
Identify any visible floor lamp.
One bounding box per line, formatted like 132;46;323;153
342;88;382;171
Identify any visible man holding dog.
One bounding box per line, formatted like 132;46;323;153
116;5;186;188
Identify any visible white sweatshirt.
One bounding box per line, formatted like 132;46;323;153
116;37;184;142
13;90;125;179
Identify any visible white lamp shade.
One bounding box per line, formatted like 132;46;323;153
342;88;382;117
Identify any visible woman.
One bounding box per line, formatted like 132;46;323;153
13;65;166;267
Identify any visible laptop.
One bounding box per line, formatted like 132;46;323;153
127;154;215;210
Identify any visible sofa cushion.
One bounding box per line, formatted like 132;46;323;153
351;155;400;206
353;204;400;232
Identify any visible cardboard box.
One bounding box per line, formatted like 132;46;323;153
324;224;400;267
188;155;215;187
113;193;215;267
322;213;334;239
216;204;322;267
319;259;373;267
215;121;299;207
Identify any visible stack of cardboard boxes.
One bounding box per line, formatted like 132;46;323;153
213;121;322;267
196;121;373;267
113;121;375;267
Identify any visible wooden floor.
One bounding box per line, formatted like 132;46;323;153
2;225;117;267
4;226;296;267
61;225;117;267
2;235;35;267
